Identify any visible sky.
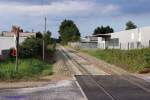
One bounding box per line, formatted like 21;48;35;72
0;0;150;38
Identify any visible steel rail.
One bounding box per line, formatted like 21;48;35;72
61;46;117;100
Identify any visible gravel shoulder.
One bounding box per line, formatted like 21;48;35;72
0;80;85;100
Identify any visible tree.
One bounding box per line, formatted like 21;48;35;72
36;32;43;39
125;21;137;30
93;26;114;35
58;19;80;45
105;26;114;33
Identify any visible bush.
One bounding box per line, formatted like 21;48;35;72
19;32;53;58
19;36;42;58
36;32;43;39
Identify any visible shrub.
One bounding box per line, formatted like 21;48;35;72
19;36;42;58
36;32;43;39
19;32;53;58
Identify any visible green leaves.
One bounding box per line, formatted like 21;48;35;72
19;30;52;58
125;21;137;30
93;26;114;35
59;19;80;45
20;36;42;58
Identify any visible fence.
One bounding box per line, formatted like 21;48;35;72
68;42;98;49
106;41;150;50
69;41;150;50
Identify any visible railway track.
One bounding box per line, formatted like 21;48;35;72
64;47;150;93
60;46;118;100
59;46;150;100
61;49;90;75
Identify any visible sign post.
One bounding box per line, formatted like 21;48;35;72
11;26;20;72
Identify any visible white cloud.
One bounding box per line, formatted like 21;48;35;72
0;0;119;17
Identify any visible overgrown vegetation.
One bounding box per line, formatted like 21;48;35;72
0;58;53;81
19;36;43;58
19;31;53;58
81;48;150;72
0;31;56;81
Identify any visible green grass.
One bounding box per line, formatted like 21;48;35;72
47;44;56;53
81;48;150;72
0;58;53;81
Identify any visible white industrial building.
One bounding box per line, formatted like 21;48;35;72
79;26;150;49
110;26;150;49
0;32;36;56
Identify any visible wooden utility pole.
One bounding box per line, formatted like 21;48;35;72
44;16;47;34
11;26;20;72
43;16;47;60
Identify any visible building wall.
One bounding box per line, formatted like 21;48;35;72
111;26;150;44
77;26;150;49
108;26;150;49
0;37;26;55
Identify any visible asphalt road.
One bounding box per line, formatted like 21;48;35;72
76;75;150;100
